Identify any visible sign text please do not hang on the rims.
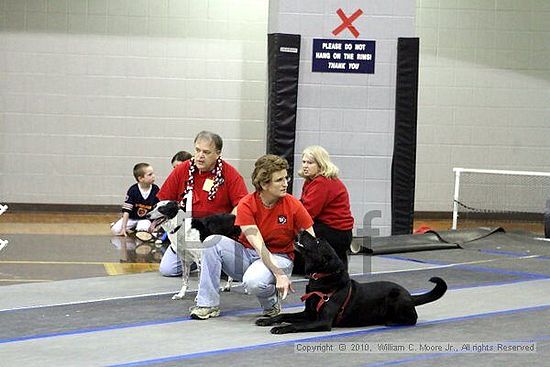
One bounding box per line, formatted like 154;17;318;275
312;39;376;74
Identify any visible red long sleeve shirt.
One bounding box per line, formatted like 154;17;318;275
157;160;247;218
300;175;354;231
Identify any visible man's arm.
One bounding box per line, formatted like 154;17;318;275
158;164;185;201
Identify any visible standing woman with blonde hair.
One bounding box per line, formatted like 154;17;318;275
299;146;354;268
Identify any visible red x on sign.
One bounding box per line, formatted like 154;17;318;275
332;8;363;38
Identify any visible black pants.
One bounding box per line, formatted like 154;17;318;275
294;221;353;274
314;221;353;269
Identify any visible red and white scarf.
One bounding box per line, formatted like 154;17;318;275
180;156;224;211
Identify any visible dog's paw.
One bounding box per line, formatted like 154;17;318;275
172;292;185;300
270;325;295;334
220;285;231;292
221;277;233;292
255;317;276;326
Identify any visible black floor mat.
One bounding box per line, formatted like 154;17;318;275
354;227;506;255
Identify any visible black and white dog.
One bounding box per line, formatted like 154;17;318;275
256;231;447;334
147;200;240;299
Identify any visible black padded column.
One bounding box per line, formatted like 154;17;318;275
266;33;301;194
391;37;419;235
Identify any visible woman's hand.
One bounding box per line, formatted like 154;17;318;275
275;273;295;300
241;224;294;298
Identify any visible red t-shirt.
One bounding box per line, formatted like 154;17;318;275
301;175;354;231
236;192;313;259
157;160;247;218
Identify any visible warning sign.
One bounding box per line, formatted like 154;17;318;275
312;39;375;74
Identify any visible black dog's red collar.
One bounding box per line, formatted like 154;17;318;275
300;283;353;326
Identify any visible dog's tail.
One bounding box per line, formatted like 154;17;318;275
413;277;447;306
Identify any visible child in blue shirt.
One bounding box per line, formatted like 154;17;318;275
111;163;160;236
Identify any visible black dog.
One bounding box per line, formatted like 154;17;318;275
256;231;447;334
191;213;241;242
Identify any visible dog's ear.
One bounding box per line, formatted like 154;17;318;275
152;200;169;211
158;201;179;219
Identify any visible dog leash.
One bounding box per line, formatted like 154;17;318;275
335;284;353;325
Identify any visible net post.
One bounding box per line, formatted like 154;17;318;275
452;168;461;230
0;204;8;250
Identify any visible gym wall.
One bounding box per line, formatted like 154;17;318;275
0;0;269;205
415;1;550;212
269;0;417;236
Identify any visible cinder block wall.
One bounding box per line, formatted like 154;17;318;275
415;0;550;212
0;0;268;205
3;0;548;233
269;0;417;236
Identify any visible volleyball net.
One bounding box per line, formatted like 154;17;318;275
452;168;550;231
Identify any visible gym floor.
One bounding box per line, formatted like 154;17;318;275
0;212;548;366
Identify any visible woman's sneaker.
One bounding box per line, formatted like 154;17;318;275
262;297;281;317
189;306;220;320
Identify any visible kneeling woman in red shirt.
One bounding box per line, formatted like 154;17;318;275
299;145;354;269
190;155;314;320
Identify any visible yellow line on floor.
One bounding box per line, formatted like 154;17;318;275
104;263;159;275
0;260;159;275
0;279;51;282
0;260;114;265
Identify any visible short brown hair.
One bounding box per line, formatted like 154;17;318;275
194;131;223;153
251;154;289;191
171;151;192;165
133;163;151;181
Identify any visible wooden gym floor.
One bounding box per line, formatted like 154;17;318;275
0;211;544;285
